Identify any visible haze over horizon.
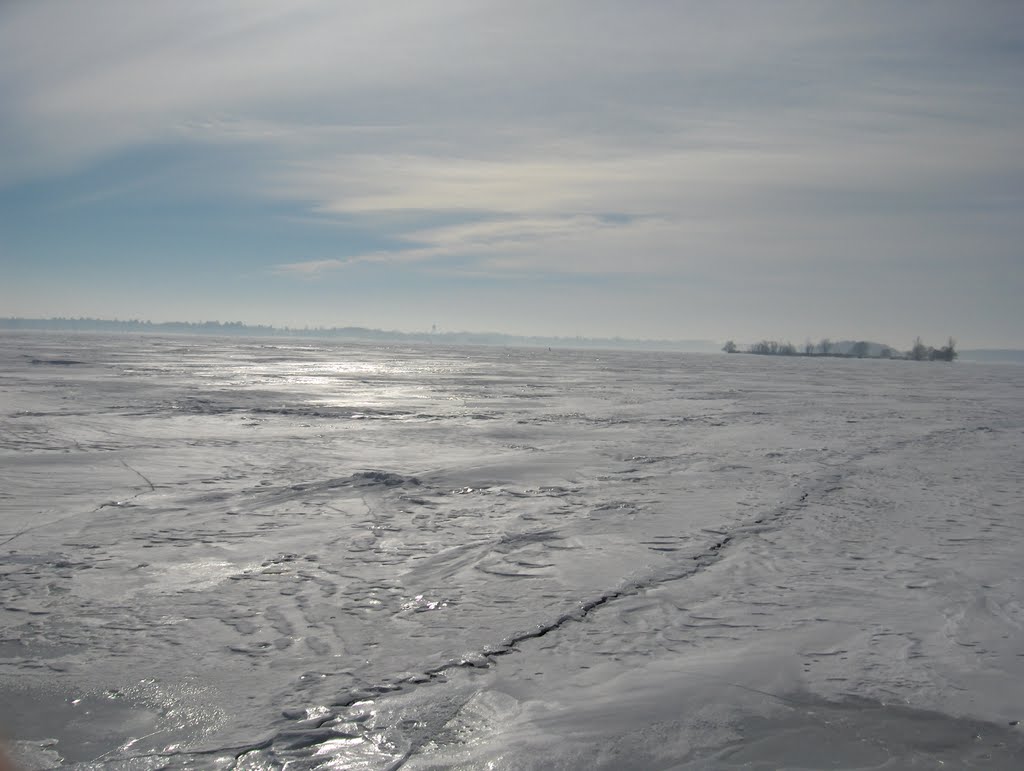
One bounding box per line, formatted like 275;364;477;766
2;2;1022;348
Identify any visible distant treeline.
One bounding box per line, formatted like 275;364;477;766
1;317;283;336
722;337;957;362
0;317;719;352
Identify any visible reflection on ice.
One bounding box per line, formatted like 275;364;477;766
401;594;449;612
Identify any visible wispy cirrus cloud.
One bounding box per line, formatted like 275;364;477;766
269;102;1023;278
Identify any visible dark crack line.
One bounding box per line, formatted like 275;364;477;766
120;458;156;492
0;507;88;547
322;478;851;768
0;460;157;547
327;531;771;713
326;461;855;721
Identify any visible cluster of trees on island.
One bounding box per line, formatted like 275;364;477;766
722;337;957;361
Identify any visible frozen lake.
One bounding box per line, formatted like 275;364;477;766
1;332;1022;769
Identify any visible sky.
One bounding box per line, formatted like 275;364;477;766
1;1;1022;347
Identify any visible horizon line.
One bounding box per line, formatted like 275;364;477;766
1;317;1019;353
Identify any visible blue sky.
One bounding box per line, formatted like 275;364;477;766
1;1;1022;346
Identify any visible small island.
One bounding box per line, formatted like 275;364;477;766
722;337;957;362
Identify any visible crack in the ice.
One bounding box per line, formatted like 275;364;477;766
279;474;858;767
322;461;856;728
200;477;819;764
120;458;156;492
326;535;766;714
1;459;157;547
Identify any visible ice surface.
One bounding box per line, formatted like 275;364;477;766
1;331;1022;769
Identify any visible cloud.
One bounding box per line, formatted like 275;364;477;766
4;1;1019;179
266;97;1023;277
3;0;1022;310
274;258;354;276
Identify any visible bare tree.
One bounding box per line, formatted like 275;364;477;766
931;337;957;362
804;339;814;356
911;336;929;361
850;340;870;358
819;338;832;356
748;340;799;356
722;340;738;353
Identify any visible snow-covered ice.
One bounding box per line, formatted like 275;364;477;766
1;332;1022;769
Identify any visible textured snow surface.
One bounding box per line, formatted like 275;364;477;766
1;332;1022;769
